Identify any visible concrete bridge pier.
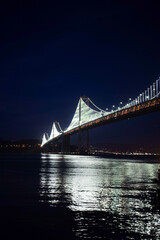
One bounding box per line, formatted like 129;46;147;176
61;134;70;153
78;129;90;154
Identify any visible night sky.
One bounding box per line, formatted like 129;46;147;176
0;1;160;145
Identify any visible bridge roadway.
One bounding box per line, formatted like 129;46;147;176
46;96;160;145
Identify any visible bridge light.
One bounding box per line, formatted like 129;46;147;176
147;88;150;100
141;93;143;102
152;83;156;98
156;80;159;96
145;90;147;101
128;98;132;107
158;78;160;96
139;94;142;103
111;105;115;112
118;102;123;110
150;85;153;99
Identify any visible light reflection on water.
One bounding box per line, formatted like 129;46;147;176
40;154;160;239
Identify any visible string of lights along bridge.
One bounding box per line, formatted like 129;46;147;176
41;77;160;149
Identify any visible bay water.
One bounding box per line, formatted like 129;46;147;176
0;153;160;239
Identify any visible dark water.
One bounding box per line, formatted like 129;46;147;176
0;153;160;239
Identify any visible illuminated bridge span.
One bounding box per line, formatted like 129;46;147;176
41;78;160;152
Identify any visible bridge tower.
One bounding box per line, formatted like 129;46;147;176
78;97;90;154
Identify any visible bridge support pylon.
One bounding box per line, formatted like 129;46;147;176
62;134;70;153
78;129;90;154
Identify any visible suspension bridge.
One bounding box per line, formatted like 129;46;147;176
41;77;160;152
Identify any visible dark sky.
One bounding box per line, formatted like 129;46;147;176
0;0;160;145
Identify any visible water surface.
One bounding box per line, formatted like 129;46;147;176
0;154;160;239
